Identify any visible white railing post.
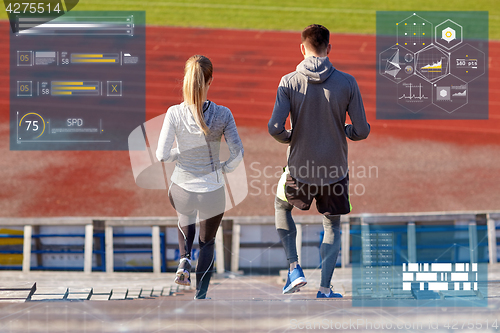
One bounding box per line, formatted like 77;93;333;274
215;225;225;274
407;221;417;263
295;223;302;266
22;225;32;273
231;224;241;273
152;225;161;274
84;223;93;274
469;221;478;263
487;214;498;264
360;217;371;266
341;220;350;268
105;225;114;273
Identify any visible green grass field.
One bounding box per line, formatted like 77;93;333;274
2;0;500;39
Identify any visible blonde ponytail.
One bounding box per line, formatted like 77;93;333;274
183;55;213;135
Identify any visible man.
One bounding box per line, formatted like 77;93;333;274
268;24;370;298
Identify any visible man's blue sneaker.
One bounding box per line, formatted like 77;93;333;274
316;289;343;298
283;264;307;294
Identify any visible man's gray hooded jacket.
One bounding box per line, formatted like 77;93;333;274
268;56;370;185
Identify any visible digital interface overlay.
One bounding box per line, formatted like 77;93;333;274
376;12;488;119
351;224;488;307
10;11;145;150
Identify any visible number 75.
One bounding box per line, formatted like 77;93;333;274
25;120;39;131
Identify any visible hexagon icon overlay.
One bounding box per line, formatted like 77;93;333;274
397;75;432;113
376;11;488;120
450;43;486;83
415;45;450;83
442;27;456;43
435;19;463;50
432;75;468;113
379;44;414;83
396;13;432;52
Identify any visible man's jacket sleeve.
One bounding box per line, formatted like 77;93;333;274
344;77;370;141
268;77;292;144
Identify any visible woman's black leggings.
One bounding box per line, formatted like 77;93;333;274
169;183;225;294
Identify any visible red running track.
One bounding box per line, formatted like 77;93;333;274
146;26;500;144
0;23;499;217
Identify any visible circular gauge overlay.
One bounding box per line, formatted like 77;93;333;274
18;112;46;140
405;65;414;74
404;53;414;62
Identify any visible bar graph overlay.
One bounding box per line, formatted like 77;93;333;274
71;53;120;64
10;11;145;150
51;81;100;96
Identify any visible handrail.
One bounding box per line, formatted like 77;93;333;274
0;210;497;274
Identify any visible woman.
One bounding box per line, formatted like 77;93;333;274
156;55;244;299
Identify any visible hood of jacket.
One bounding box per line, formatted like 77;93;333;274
296;56;335;83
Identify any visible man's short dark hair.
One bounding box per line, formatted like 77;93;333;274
301;24;330;53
